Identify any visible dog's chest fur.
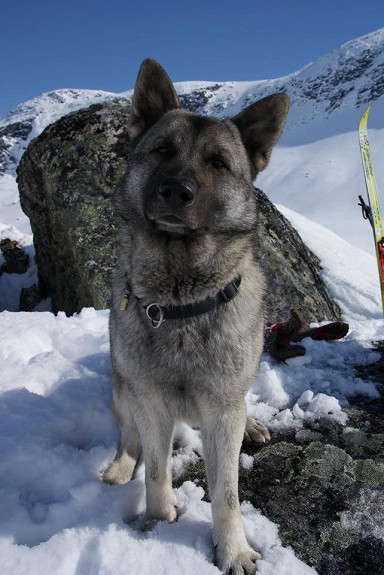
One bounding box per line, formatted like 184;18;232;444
111;243;264;413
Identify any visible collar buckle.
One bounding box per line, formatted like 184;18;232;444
220;279;240;302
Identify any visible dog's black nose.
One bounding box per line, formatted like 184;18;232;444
158;177;196;206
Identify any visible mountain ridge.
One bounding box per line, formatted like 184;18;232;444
2;27;384;177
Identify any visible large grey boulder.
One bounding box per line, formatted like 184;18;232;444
17;99;340;320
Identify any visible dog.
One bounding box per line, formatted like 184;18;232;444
102;59;289;574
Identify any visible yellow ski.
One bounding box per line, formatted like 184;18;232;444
358;105;384;314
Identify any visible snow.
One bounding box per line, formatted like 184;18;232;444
1;29;384;575
0;88;119;135
0;229;381;575
277;205;382;320
258;107;384;256
0;308;326;574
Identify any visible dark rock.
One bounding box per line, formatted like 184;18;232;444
178;84;223;114
254;188;340;322
238;411;384;574
0;120;33;175
318;536;384;575
17;99;340;320
19;283;42;311
0;238;29;274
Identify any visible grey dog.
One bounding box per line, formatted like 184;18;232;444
102;59;289;574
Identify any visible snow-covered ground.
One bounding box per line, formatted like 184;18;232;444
0;212;382;574
1;31;384;574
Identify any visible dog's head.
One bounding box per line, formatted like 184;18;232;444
117;59;289;238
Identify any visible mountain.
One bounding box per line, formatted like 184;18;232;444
1;28;384;289
0;88;118;178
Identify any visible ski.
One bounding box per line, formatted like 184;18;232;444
358;105;384;314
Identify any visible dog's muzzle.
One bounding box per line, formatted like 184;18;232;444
147;176;198;234
158;176;196;209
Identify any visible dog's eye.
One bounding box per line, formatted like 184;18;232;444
152;145;170;155
209;156;228;170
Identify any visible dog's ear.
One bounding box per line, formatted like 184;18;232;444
232;94;289;175
128;59;180;140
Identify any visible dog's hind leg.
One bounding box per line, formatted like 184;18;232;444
244;416;271;445
102;374;142;485
201;401;261;575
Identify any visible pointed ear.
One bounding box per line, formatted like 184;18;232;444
231;93;289;175
128;59;180;140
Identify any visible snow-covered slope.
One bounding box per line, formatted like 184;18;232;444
0;304;380;575
0;88;119;176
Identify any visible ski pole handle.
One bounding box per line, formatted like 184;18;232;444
358;195;373;227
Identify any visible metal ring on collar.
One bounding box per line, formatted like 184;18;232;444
145;303;165;328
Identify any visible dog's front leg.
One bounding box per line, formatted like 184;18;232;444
201;402;260;575
132;399;177;528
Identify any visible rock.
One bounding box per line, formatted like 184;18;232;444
19;283;41;311
322;536;384;575
0;238;29;275
253;189;340;322
238;412;384;575
0;119;34;175
179;409;384;575
18;101;129;314
17;99;340;320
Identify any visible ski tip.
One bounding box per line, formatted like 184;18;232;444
359;105;371;130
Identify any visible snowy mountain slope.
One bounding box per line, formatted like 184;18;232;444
0;88;120;176
176;28;384;124
258;105;384;256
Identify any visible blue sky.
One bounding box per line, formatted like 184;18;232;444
1;0;384;117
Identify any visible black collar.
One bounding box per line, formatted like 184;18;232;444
121;276;241;328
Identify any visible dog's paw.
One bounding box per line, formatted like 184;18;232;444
143;504;178;530
244;417;271;445
144;488;178;527
101;455;135;485
215;544;260;575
